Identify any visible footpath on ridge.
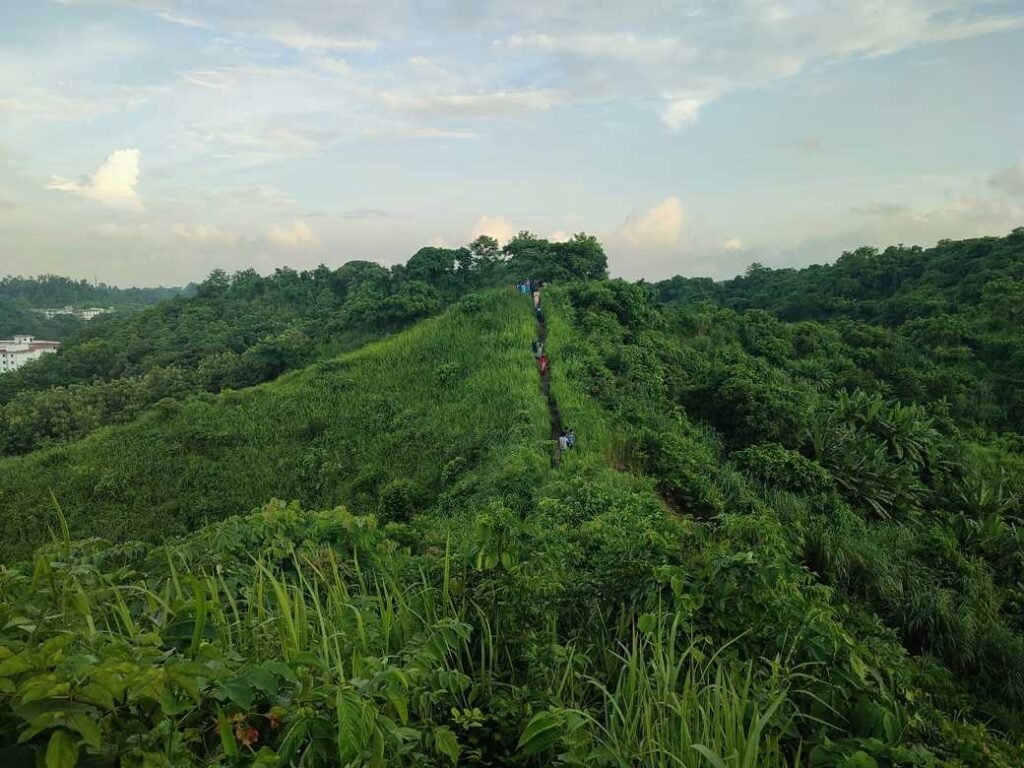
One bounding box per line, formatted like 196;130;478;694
534;296;563;468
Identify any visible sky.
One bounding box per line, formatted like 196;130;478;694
1;0;1023;286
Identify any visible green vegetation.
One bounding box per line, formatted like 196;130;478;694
0;232;607;457
0;275;184;341
651;228;1024;433
0;290;547;561
1;230;1022;766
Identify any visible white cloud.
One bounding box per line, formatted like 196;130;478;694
94;222;149;237
618;197;685;249
47;149;143;210
177;119;325;161
916;195;1024;225
660;97;704;131
155;11;209;30
172;224;237;245
470;215;516;244
493;3;1024;131
498;32;692;65
261;30;377;52
363;126;478;140
0;88;156;123
723;238;744;251
305;53;351;75
266;220;320;247
382;89;561;118
179;71;231;90
852;202;909;216
338;208;390;219
204;184;296;210
990;162;1024;196
548;230;570;242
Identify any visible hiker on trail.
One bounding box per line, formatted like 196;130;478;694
566;429;576;449
558;430;569;453
531;339;543;358
535;305;543;321
532;289;541;310
539;353;549;376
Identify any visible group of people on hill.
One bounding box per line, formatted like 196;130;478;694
521;279;577;458
516;279;545;319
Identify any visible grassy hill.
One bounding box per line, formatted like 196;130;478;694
0;291;548;562
1;235;1023;766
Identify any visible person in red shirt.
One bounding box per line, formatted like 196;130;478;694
538;353;549;376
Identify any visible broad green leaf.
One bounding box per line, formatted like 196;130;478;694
262;661;298;684
77;683;115;711
17;710;64;744
517;711;563;755
220;677;253;709
45;730;77;768
246;667;278;696
66;713;101;750
433;726;460;765
0;655;30;676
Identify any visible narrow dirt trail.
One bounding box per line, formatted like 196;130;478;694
535;309;563;467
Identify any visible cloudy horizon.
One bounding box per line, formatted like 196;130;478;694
1;0;1023;287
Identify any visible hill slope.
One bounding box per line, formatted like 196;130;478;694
1;237;1023;766
0;291;548;561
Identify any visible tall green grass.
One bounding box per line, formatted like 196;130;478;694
518;610;797;767
541;287;620;468
0;290;549;562
0;501;818;766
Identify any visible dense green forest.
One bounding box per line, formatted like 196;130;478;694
0;275;186;341
0;231;1022;767
650;229;1024;432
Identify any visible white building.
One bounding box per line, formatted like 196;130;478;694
32;306;112;321
0;335;60;374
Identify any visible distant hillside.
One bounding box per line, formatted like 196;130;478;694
652;228;1024;433
652;227;1024;323
0;274;185;308
0;275;186;341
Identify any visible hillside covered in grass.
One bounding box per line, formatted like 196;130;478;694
0;291;548;561
1;230;1023;767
